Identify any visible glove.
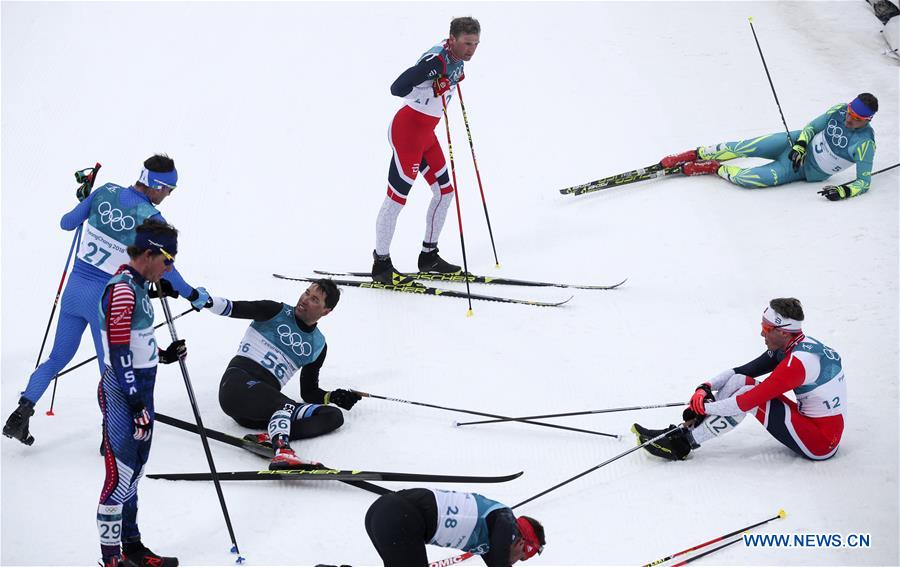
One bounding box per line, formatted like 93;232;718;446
188;287;212;311
818;185;850;201
689;383;715;416
158;339;187;364
74;164;101;202
432;76;451;98
148;278;180;299
325;389;361;411
682;406;707;426
133;406;152;441
789;140;807;172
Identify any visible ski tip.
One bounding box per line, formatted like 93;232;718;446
778;509;787;518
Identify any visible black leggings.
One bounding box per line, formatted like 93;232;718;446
218;367;343;439
365;489;438;567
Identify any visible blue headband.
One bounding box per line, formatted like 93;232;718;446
849;97;875;119
133;229;178;257
138;167;178;190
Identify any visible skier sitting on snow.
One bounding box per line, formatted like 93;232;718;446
663;93;878;200
365;488;545;567
633;298;846;461
204;279;362;470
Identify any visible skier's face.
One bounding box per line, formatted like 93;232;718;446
509;539;529;564
148;186;174;205
760;320;791;351
844;114;870;130
135;249;174;283
294;284;332;325
448;33;480;61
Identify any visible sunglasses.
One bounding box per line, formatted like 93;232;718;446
152;181;177;191
159;247;176;266
761;320;789;334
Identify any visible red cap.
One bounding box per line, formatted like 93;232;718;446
516;517;543;560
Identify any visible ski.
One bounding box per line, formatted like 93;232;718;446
312;269;626;290
273;274;573;307
154;412;392;496
148;469;524;483
560;163;683;196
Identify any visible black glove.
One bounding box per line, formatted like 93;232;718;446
326;389;361;411
789;140;807;172
682;407;707;426
74;164;101;202
159;339;187;364
818;185;850;201
148;278;180;299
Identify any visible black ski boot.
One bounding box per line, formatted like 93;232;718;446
122;542;179;567
3;398;35;446
371;250;415;285
631;423;694;461
418;245;461;274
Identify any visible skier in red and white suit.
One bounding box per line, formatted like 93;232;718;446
634;297;846;461
371;17;481;284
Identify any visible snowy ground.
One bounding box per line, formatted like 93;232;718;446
2;2;898;566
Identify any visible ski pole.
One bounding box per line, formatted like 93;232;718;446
351;390;619;439
430;426;687;567
455;402;686;426
641;509;786;567
441;92;474;316
51;308;193;380
748;17;794;147
157;291;245;564
456;84;499;268
874;162;900;176
45;163;102;416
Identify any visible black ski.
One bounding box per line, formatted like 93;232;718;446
148;469;524;483
560;163;683;196
312;270;626;290
273;274;572;307
154;412;392;496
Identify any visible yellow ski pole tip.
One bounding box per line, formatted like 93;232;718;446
466;309;474;318
778;509;787;518
749;16;753;22
495;263;501;269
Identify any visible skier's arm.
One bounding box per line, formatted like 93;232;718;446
103;283;143;411
704;355;806;416
59;190;96;230
206;298;283;321
149;211;198;298
480;508;519;567
841;138;877;198
732;350;781;378
390;54;444;97
299;345;328;403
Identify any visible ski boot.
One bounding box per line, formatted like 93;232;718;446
418;246;461;274
372;251;416;286
660;148;699;169
269;447;324;471
122;542;179;567
631;423;694;461
682;160;721;176
3;398;35;446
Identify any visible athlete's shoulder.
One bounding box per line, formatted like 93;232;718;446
825;103;845;115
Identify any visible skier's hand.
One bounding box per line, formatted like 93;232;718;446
188;287;212;311
689;383;714;415
159;339;187;364
432;75;451;98
789;141;807;172
74;164;101;201
148;278;180;299
325;389;361;411
133;407;152;441
682;406;706;426
818;185;849;201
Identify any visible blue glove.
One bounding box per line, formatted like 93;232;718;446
188;287;212;311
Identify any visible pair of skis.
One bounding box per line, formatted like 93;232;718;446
150;412;520;488
273;271;626;309
559;162;683;196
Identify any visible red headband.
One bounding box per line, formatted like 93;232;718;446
517;517;542;560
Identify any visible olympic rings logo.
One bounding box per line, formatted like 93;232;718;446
277;324;312;357
141;296;153;317
826;120;848;149
98;201;136;232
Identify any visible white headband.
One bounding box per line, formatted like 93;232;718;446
762;306;802;332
